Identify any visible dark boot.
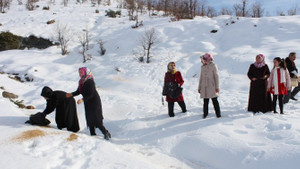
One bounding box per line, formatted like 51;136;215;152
104;130;111;140
212;97;221;118
273;95;278;114
178;101;187;113
168;102;175;117
203;99;209;119
89;126;96;136
279;95;284;114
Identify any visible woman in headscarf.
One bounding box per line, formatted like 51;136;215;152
36;86;80;132
66;67;111;140
247;54;273;114
198;53;221;119
163;62;187;117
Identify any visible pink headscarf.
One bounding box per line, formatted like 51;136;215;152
201;53;213;65
254;54;266;68
78;67;94;92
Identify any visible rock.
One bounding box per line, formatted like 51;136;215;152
0;86;4;90
2;91;18;99
47;20;55;24
211;30;218;33
26;105;35;109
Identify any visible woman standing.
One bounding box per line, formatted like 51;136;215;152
247;54;273;114
198;53;221;119
66;67;111;140
164;62;187;117
267;57;291;114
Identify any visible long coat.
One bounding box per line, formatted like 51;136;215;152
164;71;184;102
43;90;80;132
285;57;298;78
247;64;273;113
198;62;220;99
72;79;104;128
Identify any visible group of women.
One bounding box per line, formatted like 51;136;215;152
163;52;298;118
40;67;111;140
248;53;297;115
164;53;221;118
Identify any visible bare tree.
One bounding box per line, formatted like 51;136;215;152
63;0;68;7
56;23;71;55
251;1;264;18
220;7;233;15
146;0;153;16
79;29;92;62
198;0;207;16
97;39;106;56
276;8;285;16
233;0;249;17
140;28;159;63
26;0;38;11
125;0;137;20
0;0;11;13
206;5;216;18
287;4;298;16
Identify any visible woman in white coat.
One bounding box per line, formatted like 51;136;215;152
198;53;221;119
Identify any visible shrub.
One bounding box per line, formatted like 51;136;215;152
47;19;55;24
43;6;50;10
95;9;99;13
105;9;121;18
0;32;22;51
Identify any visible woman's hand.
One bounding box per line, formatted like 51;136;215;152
198;89;201;94
267;88;270;92
216;88;220;93
77;99;83;104
66;93;72;98
252;78;257;81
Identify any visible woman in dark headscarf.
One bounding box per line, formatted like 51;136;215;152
66;67;111;140
247;54;273;114
40;86;80;132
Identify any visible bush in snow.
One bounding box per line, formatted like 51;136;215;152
0;32;21;51
26;0;38;11
105;9;121;18
0;0;11;13
97;39;106;56
47;19;55;24
43;6;50;10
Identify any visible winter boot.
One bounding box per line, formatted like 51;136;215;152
104;130;111;140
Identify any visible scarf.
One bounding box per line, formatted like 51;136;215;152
254;54;265;68
167;62;177;74
201;53;213;65
273;67;286;95
78;67;94;92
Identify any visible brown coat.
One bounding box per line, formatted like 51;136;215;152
198;62;220;98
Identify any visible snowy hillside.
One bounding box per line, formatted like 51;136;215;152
1;1;300;169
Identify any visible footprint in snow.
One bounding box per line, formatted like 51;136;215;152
234;130;248;134
242;151;266;164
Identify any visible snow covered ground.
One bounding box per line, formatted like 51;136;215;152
1;1;300;169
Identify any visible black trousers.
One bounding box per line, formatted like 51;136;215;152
273;95;283;114
168;101;187;117
283;90;291;104
89;121;108;136
203;97;221;118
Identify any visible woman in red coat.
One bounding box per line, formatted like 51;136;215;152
164;62;187;117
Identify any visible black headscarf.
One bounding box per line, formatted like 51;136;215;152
41;86;53;98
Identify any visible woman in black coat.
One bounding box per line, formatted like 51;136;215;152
41;86;80;132
67;67;111;140
247;54;273;114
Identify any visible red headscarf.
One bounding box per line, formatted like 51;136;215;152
78;67;93;92
201;53;213;65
